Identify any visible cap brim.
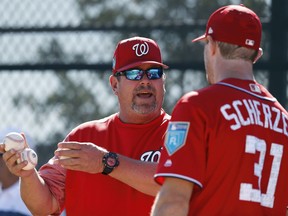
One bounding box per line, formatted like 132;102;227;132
115;61;169;73
192;34;206;42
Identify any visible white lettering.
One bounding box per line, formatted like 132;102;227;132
220;99;288;137
141;150;161;162
243;99;256;124
282;112;288;136
220;104;241;130
262;103;273;129
132;42;149;57
253;100;263;126
272;107;282;133
233;100;250;126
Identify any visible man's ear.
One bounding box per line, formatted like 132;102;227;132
109;75;119;95
206;36;217;55
253;48;263;64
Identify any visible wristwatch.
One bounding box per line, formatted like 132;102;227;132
102;152;120;175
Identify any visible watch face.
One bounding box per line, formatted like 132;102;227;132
107;157;117;167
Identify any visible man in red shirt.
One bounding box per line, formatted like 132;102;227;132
1;36;170;215
152;4;288;216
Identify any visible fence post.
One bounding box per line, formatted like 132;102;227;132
269;0;287;107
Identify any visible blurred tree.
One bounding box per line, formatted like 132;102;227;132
76;0;268;61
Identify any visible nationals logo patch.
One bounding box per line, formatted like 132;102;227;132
165;122;189;155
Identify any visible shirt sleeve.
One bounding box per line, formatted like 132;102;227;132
155;93;207;188
39;157;66;215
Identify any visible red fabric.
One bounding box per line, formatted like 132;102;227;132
192;4;261;51
155;79;288;215
62;111;170;215
112;36;168;74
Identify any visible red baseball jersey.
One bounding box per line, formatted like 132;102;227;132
53;110;170;216
155;78;288;215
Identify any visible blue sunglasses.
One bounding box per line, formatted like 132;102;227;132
114;68;163;81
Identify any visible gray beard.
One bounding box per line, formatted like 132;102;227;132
132;85;157;114
131;99;157;114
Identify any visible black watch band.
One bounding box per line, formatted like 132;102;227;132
102;152;119;175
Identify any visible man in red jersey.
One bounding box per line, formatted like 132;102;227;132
151;4;288;216
1;36;170;215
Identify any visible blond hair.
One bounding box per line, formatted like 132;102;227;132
217;41;258;62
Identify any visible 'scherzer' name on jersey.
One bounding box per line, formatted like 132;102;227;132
220;98;288;137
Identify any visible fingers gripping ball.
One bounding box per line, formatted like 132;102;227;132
3;132;25;151
17;148;38;170
3;132;38;170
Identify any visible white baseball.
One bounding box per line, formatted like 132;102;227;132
17;148;38;170
3;132;25;151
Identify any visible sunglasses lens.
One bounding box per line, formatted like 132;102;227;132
147;68;163;80
121;68;163;80
125;69;143;80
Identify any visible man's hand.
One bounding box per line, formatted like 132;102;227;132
0;143;5;154
0;144;35;177
54;142;108;174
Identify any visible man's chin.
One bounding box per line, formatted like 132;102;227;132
132;104;157;115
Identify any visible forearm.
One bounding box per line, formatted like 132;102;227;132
20;170;59;215
151;178;193;216
151;194;189;216
110;155;160;196
55;142;160;196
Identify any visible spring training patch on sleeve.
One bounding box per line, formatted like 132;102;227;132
164;122;190;155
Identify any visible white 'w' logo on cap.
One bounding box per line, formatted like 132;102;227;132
133;42;149;57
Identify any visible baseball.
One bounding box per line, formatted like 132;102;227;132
17;148;38;170
3;132;25;151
